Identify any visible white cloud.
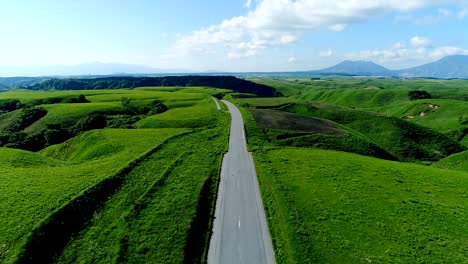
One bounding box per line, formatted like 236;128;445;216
319;49;334;57
410;36;432;47
458;8;468;18
429;46;468;59
170;0;463;60
347;37;468;65
288;56;297;63
245;0;252;8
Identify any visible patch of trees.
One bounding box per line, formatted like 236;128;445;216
120;97;168;115
4;107;48;133
29;94;89;105
408;90;432;101
0;98;169;151
26;76;282;97
0;107;48;150
0;95;89;115
0;99;23;112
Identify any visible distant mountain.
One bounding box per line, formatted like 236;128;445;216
0;62;188;77
0;77;49;89
313;60;394;76
0;83;9;90
399;55;468;78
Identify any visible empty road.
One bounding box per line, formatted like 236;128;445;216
208;100;275;264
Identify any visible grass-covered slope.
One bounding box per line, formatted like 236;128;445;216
56;123;228;263
242;106;396;160
41;128;188;161
281;102;466;161
433;151;468;172
255;148;468;263
0;128;187;263
136;98;218;128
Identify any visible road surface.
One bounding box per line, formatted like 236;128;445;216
208;100;275;264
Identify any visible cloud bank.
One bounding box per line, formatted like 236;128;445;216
172;0;466;59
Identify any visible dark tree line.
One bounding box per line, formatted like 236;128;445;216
408;90;432;101
27;76;282;97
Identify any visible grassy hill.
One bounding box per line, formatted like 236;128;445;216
0;86;228;263
56;124;228;263
136;98;218;128
280;102;465;161
254;78;468;102
0;128;187;263
433;151;468;173
255;148;468;263
241;106;397;160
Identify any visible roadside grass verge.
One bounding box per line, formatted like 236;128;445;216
255;148;468;263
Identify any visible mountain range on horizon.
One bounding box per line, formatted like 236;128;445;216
311;55;468;79
1;55;468;80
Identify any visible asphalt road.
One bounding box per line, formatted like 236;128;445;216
208;100;275;264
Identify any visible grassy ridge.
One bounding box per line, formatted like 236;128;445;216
254;78;468;101
0;87;227;263
282;102;465;161
433;151;468;172
136;98;218;128
0;129;187;263
56;116;228;263
255;148;468;263
24;102;124;133
239;105;396;160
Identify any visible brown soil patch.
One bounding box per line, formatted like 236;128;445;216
251;109;344;135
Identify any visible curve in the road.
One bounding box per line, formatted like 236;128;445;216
208;100;275;264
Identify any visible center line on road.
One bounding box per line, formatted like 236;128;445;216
238;216;241;229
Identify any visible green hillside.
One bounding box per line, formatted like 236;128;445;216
433;151;468;172
255;148;468;263
0;87;227;263
241;106;396;160
280;102;465;161
0;128;186;263
57;125;228;263
136;98;218;128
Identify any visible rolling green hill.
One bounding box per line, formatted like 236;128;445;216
280;102;466;161
255;148;468;263
0;86;227;263
136;98;218;128
433;151;468;172
0;128;187;263
241;106;397;160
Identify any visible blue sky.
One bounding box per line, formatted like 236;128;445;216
1;0;468;75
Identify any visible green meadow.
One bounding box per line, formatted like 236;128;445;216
0;87;228;263
236;77;468;263
255;148;468;263
1;77;467;263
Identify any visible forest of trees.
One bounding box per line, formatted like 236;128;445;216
27;76;282;97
